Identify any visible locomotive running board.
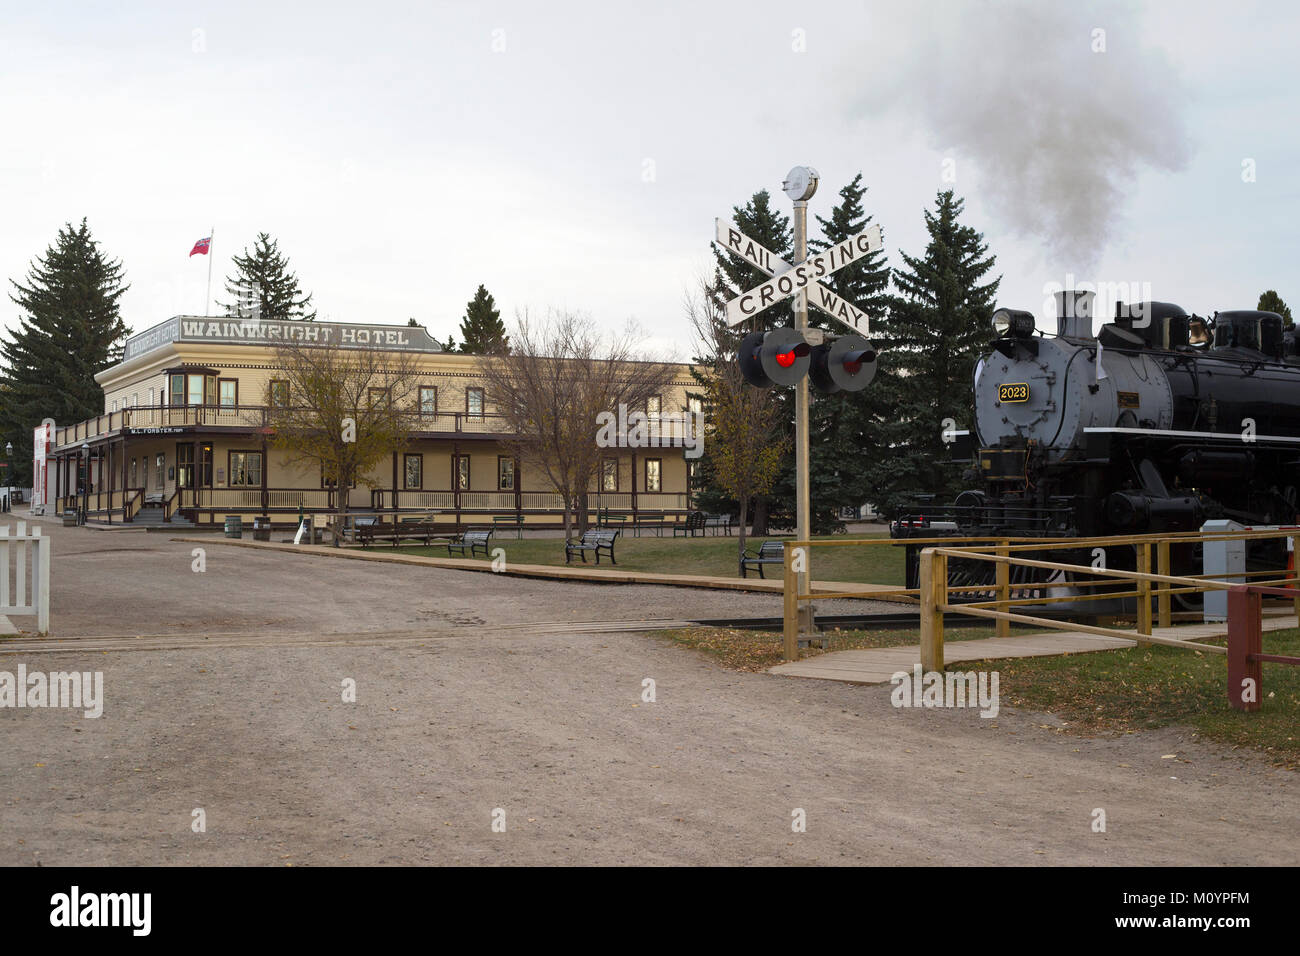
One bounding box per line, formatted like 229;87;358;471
1084;426;1300;444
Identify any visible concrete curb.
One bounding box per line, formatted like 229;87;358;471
171;535;902;600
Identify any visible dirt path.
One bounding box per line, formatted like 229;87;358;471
1;520;1294;865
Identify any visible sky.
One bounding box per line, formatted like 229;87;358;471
1;0;1297;362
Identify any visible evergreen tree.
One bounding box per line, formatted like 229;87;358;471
870;190;999;516
458;285;509;353
707;190;794;533
219;233;316;320
1258;290;1293;327
800;173;891;532
0;219;129;484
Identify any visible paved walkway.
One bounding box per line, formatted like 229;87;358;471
769;613;1300;684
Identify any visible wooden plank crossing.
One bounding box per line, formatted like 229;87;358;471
769;613;1300;685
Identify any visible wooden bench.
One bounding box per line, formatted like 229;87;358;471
598;511;630;531
673;511;705;537
492;515;523;539
447;528;493;558
741;540;786;578
703;513;734;536
356;516;440;548
633;515;670;537
565;528;618;565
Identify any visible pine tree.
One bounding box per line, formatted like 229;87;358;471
871;190;999;516
0;219;129;484
707;190;794;533
219;233;316;321
1258;290;1293;327
458;285;509;353
802;173;891;532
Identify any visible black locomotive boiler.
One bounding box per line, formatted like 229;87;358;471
898;290;1300;602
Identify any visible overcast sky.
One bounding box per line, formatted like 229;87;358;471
2;0;1296;361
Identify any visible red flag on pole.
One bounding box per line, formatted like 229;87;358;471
189;236;212;257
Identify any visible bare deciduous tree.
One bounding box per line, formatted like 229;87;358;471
264;340;421;544
482;310;676;539
686;279;786;571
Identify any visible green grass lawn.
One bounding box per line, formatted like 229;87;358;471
389;531;907;584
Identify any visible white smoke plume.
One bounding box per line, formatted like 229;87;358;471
855;1;1192;269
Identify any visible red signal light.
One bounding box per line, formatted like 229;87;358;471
775;350;797;368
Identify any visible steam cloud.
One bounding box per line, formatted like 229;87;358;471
856;1;1192;270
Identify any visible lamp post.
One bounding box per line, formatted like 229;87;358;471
3;441;12;513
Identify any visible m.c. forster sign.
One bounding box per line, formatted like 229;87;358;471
123;316;444;361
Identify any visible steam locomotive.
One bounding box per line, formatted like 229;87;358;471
897;290;1300;599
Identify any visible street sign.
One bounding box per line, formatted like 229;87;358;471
725;224;883;327
715;219;873;332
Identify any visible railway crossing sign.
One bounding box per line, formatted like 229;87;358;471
721;222;882;329
715;220;875;332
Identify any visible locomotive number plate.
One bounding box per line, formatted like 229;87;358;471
997;383;1030;403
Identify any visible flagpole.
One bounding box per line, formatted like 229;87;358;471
204;227;214;316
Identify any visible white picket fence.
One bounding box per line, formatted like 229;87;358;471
0;521;50;634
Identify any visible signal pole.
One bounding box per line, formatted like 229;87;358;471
785;167;818;637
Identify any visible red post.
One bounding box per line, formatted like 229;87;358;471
1227;586;1262;712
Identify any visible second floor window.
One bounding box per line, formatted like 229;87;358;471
219;380;237;407
270;380;290;407
466;388;484;420
419;386;437;417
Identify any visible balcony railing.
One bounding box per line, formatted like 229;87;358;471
53;404;524;448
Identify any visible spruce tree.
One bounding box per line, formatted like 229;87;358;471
219;233;316;321
801;173;891;531
1258;290;1293;327
0;219;129;484
707;190;794;533
458;285;509;353
871;190;999;516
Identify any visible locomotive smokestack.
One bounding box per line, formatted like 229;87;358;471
1055;290;1095;340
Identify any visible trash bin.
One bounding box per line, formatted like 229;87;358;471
224;515;243;538
252;516;272;542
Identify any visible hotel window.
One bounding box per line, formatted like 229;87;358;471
229;451;263;487
219;379;238;407
454;455;470;491
131;393;138;407
404;454;423;490
647;395;661;434
367;387;390;407
170;372;217;406
130;458;137;487
111;400;118;412
155;453;165;489
688;396;702;436
498;457;515;491
270;380;290;407
419;386;438;418
602;458;618;492
644;458;662;493
466;387;485;421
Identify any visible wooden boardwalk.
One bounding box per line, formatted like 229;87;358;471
769;613;1300;685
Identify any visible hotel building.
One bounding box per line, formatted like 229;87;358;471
48;316;699;529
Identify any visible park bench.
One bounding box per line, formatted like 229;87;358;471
447;527;493;558
492;515;523;539
703;513;734;536
356;515;440;548
597;510;630;532
565;528;618;565
633;514;670;537
740;540;786;578
673;511;705;538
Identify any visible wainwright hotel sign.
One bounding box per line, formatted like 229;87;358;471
123;316;444;361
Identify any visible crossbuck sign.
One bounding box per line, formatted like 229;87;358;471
720;221;882;330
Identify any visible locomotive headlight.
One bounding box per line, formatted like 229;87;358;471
992;308;1036;339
